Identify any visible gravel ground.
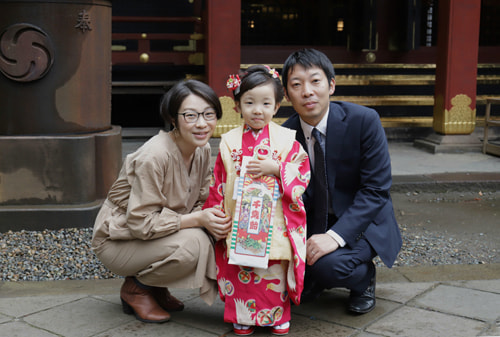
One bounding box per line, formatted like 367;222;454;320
0;228;115;282
1;191;498;282
387;190;499;267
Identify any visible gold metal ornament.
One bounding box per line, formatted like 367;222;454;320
139;53;149;63
433;94;476;134
213;96;243;137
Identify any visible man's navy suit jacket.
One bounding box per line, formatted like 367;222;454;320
282;101;402;267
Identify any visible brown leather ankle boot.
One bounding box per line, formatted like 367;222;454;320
120;276;171;323
150;287;185;312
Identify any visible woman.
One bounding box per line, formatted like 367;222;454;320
91;80;232;323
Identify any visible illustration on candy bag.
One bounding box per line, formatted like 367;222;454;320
229;150;280;269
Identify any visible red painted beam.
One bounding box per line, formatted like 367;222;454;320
205;0;241;96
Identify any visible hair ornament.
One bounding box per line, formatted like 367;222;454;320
226;74;241;92
265;65;279;79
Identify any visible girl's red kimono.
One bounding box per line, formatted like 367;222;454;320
204;122;310;327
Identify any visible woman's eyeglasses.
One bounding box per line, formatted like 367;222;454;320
178;110;217;123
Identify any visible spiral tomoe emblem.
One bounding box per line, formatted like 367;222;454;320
0;23;54;82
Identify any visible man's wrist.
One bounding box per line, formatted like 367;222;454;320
327;229;346;247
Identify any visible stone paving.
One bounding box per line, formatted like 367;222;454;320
1;264;499;336
2;136;499;336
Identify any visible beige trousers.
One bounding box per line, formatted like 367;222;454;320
93;211;217;305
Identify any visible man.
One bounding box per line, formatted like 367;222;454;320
282;48;402;314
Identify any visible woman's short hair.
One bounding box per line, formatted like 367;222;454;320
160;79;222;127
282;48;335;91
233;65;284;104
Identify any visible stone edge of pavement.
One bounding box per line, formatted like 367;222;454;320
391;173;500;193
1;263;499;298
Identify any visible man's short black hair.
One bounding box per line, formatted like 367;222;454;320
282;48;335;91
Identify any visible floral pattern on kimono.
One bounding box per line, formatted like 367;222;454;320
204;122;310;326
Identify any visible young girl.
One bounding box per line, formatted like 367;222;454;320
204;65;310;335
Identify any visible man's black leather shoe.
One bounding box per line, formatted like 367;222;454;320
348;264;376;314
300;282;323;303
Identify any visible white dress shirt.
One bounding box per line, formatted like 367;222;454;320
299;109;346;247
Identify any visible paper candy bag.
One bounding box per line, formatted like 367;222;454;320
228;156;280;268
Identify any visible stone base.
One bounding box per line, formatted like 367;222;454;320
413;132;483;154
0;126;122;232
384;127;435;142
0;200;102;232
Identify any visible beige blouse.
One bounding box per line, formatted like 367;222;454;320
93;130;212;242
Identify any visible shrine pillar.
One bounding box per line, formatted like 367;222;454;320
414;0;482;152
433;0;481;135
0;1;121;231
206;0;242;137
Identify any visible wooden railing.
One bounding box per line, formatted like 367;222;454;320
483;98;500;156
112;16;204;66
111;15;205;95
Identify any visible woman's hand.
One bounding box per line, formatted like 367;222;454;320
199;208;232;241
246;158;280;178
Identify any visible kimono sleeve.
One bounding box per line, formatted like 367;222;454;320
278;140;310;211
277;139;310;304
203;152;226;212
